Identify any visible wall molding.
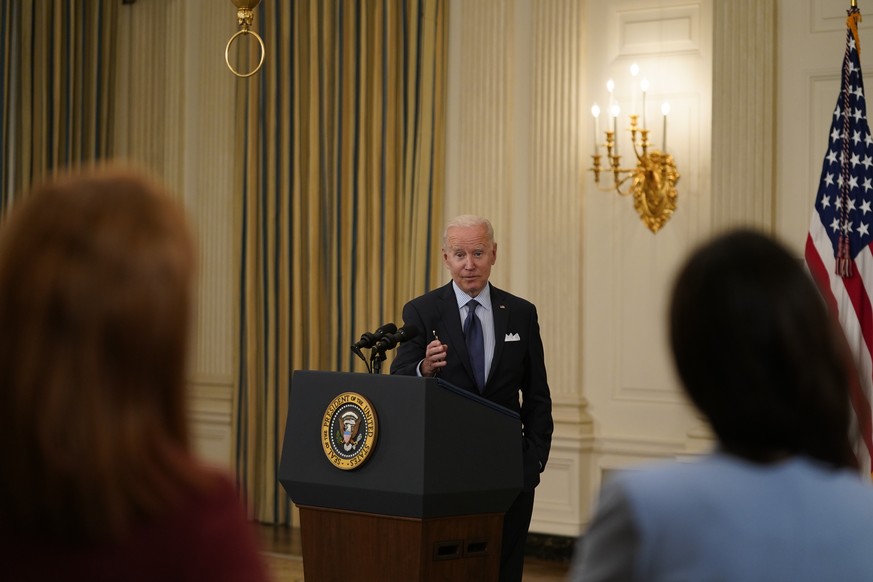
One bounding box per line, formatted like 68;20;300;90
711;0;775;232
617;4;701;57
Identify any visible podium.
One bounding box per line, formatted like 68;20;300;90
278;370;523;581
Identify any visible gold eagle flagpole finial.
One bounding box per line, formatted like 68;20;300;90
849;1;862;57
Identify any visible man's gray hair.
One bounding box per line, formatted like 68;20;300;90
442;215;495;249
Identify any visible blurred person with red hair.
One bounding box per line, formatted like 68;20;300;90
0;167;269;581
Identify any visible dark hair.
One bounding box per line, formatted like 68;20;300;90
669;229;857;469
0;166;213;541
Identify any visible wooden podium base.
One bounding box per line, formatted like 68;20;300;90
298;505;503;581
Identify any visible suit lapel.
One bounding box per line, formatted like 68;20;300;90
437;283;476;382
488;285;509;390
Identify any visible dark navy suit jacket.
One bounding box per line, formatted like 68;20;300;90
390;281;553;491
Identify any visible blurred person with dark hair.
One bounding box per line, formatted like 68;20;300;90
0;167;269;581
570;229;873;581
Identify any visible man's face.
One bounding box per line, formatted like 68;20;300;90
442;224;497;297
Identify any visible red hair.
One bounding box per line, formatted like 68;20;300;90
0;167;213;540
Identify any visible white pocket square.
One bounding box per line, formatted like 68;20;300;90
505;333;521;342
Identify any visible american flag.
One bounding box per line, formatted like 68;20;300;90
805;6;873;474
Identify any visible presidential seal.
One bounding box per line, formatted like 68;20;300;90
321;392;378;470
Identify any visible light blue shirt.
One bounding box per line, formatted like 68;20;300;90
570;452;873;581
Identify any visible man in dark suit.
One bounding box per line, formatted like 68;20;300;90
390;215;553;582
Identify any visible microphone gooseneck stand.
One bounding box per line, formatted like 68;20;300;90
351;324;418;374
370;348;386;375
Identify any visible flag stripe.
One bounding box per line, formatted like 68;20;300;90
808;224;873;466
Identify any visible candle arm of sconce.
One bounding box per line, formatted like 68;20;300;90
587;126;644;196
615;172;636;195
632;128;651;162
591;153;602;183
605;131;615;159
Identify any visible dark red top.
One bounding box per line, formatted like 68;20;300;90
1;475;271;582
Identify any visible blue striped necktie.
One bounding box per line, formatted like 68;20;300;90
463;299;485;392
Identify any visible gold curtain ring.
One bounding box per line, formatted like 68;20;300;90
225;28;265;78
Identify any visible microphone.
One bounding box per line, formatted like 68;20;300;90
351;323;397;351
373;324;420;353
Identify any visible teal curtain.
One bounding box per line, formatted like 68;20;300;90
0;0;117;215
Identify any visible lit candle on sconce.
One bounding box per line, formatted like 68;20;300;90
610;103;621;154
630;63;640;115
591;103;601;150
661;101;671;151
640;78;649;129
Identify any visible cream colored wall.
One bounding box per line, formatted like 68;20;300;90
111;0;867;538
446;0;716;536
446;0;851;536
581;0;715;532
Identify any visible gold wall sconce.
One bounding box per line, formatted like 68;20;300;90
225;0;265;78
589;66;679;234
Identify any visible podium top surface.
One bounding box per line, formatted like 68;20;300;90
435;377;520;419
